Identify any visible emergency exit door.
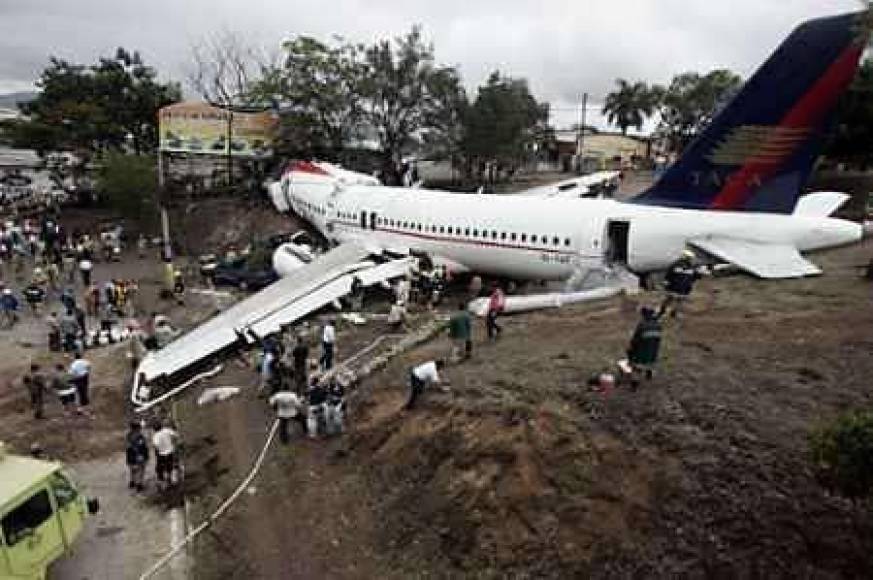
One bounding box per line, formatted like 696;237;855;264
606;220;630;265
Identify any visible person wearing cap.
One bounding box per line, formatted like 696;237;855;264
659;250;702;319
1;287;19;328
125;421;150;492
624;306;663;390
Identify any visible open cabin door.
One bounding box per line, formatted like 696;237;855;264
605;220;630;266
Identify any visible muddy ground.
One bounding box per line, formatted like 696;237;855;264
3;176;873;578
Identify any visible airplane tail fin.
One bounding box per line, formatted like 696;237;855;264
632;11;869;214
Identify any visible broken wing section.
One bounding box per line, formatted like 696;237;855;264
132;242;414;408
689;237;821;279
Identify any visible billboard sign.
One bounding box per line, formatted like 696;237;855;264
158;102;276;158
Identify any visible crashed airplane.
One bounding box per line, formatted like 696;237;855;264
133;9;868;407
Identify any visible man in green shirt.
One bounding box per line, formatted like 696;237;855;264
448;302;472;362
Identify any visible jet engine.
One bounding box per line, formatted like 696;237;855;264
272;242;315;277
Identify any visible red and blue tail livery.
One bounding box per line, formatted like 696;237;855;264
633;10;870;214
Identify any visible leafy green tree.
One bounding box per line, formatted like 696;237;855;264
95;152;159;229
360;26;465;179
461;71;549;177
810;409;873;501
7;48;180;183
657;69;742;152
827;59;873;167
602;79;663;135
251;36;367;161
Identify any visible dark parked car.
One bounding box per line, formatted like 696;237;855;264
212;263;277;291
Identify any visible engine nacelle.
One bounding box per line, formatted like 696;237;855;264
272;242;315;277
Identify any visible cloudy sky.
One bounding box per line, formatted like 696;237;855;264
0;0;861;129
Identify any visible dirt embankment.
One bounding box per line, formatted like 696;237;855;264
337;240;873;578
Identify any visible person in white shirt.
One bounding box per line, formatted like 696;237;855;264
152;423;179;488
320;319;336;370
68;353;92;411
78;257;93;286
269;389;304;444
406;359;446;410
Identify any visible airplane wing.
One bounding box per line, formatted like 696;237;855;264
689;237;822;279
517;171;621;198
132;242;415;407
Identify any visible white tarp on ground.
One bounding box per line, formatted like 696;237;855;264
132;243;414;406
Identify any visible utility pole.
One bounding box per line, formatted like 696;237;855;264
226;107;233;188
576;92;588;157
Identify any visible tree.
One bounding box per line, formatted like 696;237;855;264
251;35;367;161
602;79;663;135
7;49;180;185
360;26;465;181
810;409;873;501
826;59;873;167
657;69;741;152
189;30;271;107
95;152;159;229
461;71;549;178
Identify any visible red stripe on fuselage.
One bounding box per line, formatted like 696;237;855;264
284;160;330;177
710;43;864;210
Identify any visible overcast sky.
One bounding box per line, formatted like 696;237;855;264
0;0;861;129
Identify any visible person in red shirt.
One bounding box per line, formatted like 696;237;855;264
486;284;505;340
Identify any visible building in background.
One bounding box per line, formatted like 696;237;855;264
157;101;278;195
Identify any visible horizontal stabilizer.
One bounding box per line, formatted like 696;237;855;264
689;237;821;279
792;192;850;216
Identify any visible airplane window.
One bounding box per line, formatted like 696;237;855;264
463;228;469;236
553;237;560;245
521;234;527;242
564;238;571;246
510;233;517;241
491;231;497;239
417;224;422;231
531;235;538;243
500;232;507;240
439;226;445;234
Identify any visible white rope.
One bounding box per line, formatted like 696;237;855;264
138;419;279;580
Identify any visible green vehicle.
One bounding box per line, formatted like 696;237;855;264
0;444;98;579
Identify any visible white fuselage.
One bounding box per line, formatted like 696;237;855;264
272;173;862;281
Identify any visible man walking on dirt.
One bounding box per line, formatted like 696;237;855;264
320;319;336;371
623;307;663;390
659;250;702;319
405;359;446;410
51;363;76;416
291;335;309;394
269;388;305;444
126;421;149;492
23;363;46;419
448;302;472;362
152;421;180;490
68;352;92;414
486;284;505;340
